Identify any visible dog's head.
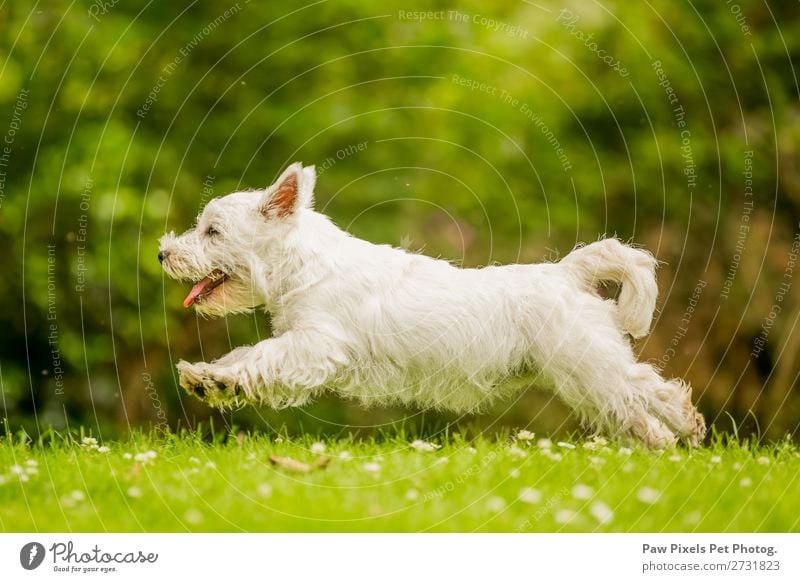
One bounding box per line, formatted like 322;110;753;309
158;162;316;317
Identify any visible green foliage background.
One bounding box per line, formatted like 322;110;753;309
1;1;798;439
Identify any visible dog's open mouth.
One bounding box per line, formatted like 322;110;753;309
183;269;229;308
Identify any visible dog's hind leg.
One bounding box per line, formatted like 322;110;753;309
627;363;706;446
551;370;677;449
534;307;677;448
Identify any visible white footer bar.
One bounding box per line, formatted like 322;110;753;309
1;533;797;581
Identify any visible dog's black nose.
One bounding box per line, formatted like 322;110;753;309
158;250;168;264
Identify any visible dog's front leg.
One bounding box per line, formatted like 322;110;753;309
177;332;345;409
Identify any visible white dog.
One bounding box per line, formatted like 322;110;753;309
159;163;705;448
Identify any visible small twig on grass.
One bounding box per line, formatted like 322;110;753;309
268;454;330;473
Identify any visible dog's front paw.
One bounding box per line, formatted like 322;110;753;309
177;360;244;408
177;360;208;394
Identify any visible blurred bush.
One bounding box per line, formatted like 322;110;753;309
0;0;798;439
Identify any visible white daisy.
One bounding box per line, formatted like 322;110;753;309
486;496;506;512
572;484;594;500
590;501;614;524
518;487;542;504
583;436;608;450
410;440;439;452
183;508;203;525
555;509;577;524
516;430;535;441
685;510;701;524
636;487;661;504
363;462;381;473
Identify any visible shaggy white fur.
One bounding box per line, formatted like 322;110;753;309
159;163;705;448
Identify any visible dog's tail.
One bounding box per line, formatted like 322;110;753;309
560;238;658;339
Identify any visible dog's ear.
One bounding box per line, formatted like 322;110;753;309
259;163;315;219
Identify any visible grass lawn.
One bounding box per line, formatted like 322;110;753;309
0;429;797;532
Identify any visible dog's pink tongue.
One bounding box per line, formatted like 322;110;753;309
183;277;213;308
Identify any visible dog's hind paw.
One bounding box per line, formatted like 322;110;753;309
177;360;244;408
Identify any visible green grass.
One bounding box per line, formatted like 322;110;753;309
0;428;798;532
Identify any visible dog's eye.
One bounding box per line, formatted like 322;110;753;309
206;226;220;237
